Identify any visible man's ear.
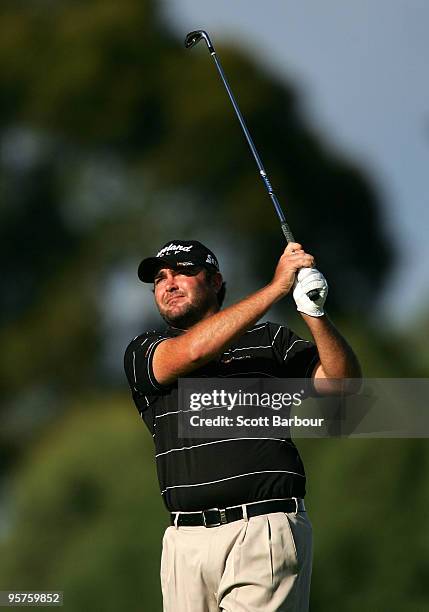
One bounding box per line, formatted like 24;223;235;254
210;272;223;294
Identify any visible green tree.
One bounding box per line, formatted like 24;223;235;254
0;0;396;406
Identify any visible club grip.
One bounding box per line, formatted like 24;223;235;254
280;222;295;243
281;223;320;302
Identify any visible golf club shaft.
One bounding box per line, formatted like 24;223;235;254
210;52;294;243
185;30;319;300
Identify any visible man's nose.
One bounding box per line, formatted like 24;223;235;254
165;271;178;291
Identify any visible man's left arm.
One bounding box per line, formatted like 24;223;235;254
291;264;361;393
301;314;362;394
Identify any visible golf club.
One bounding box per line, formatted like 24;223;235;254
185;29;320;301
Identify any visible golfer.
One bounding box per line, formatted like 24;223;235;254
124;239;360;611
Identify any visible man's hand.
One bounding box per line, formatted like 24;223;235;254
293;268;328;317
271;242;315;296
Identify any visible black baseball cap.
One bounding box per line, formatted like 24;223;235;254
138;240;220;283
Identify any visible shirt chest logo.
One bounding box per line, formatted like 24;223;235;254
220;351;252;364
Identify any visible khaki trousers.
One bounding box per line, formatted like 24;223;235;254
160;511;312;611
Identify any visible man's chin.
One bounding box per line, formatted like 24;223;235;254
161;305;202;329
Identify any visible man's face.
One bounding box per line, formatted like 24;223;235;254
153;266;221;328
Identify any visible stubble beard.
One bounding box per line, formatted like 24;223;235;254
159;293;217;329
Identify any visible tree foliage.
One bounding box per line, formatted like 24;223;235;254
0;397;165;611
0;0;398;399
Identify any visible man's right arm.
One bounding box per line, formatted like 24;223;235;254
153;243;313;385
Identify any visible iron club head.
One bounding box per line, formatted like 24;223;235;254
184;30;214;53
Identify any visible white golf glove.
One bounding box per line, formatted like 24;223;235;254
293;268;328;317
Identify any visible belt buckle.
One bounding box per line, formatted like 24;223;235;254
293;497;299;515
202;507;227;528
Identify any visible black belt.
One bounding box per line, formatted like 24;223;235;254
170;498;305;528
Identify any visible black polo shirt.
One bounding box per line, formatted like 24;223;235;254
124;321;319;512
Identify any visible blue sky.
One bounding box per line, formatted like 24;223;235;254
161;0;429;326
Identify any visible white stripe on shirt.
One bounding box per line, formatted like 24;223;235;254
155;437;292;458
284;339;311;360
146;337;167;390
132;351;137;384
245;324;268;333
161;469;305;495
228;325;281;353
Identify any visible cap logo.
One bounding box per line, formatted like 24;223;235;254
206;254;218;267
156;243;193;257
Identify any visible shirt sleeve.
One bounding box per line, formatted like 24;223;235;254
124;332;171;396
269;323;320;378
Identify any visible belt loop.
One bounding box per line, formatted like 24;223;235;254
174;512;180;529
293;497;299;516
242;503;248;522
